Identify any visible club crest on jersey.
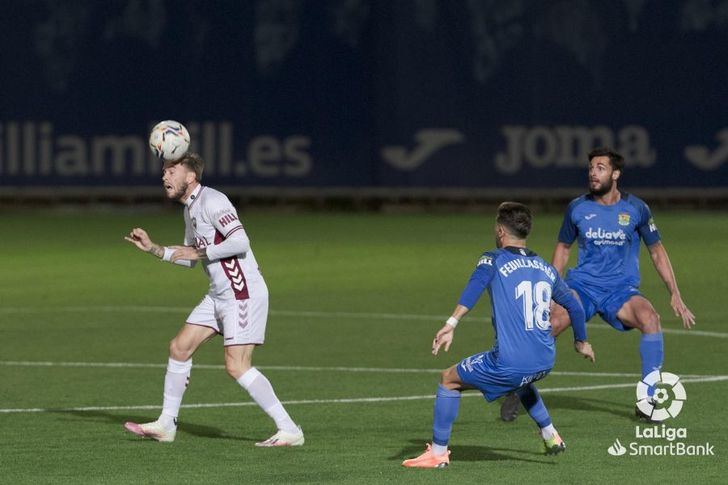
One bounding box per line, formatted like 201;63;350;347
618;213;631;226
477;255;493;267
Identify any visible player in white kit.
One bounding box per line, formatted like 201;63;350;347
123;152;304;446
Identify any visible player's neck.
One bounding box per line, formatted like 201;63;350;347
501;238;526;249
593;186;621;206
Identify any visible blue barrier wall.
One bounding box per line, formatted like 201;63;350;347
2;0;727;188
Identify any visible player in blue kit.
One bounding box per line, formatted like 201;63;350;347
500;148;695;423
402;202;595;469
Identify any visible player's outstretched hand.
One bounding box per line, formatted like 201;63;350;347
671;293;696;329
124;228;153;252
432;325;454;356
574;340;595;363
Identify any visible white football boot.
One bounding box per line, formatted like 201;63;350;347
124;420;176;442
255;426;304;447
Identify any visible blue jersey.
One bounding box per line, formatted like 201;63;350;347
558;192;661;289
458;247;586;373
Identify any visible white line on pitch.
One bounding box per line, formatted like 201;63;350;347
0;360;722;380
0;306;724;338
1;376;726;414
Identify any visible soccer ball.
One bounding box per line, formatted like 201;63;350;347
149;120;190;161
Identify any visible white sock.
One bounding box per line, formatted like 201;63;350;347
540;423;557;440
432;443;448;456
160;358;192;427
237;367;298;433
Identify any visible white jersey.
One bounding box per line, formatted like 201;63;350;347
182;185;267;300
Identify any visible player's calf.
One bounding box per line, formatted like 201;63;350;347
499;392;521;422
515;383;567;455
224;344;255;379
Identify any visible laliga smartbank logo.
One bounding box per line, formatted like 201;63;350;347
607;370;715;457
636;370;686;421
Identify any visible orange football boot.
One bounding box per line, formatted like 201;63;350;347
402;443;450;469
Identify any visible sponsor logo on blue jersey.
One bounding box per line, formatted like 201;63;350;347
585;227;627;246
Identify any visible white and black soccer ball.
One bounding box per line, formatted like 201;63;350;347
149;120;190;161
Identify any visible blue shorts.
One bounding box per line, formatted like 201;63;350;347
565;278;640;332
455;351;551;402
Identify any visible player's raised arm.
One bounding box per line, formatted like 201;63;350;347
647;242;695;329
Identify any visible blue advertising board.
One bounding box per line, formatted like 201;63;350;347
1;0;727;188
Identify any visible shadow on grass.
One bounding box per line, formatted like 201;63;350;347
51;409;258;442
391;439;556;465
537;394;632;420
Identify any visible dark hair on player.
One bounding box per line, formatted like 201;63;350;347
165;152;205;182
588;147;625;172
496;202;532;239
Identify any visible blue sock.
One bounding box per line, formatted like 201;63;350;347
516;384;552;428
640;332;664;397
432;384;461;447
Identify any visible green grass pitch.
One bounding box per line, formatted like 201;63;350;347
0;208;726;483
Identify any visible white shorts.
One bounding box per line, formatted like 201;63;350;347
186;295;268;346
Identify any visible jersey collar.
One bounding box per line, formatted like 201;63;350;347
184;185;203;208
503;246;536;257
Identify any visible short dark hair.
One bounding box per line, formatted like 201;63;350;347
164;152;204;182
588;147;625;172
496;202;532;239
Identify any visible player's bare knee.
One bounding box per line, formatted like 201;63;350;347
636;310;660;333
168;338;179;358
439;369;450;385
642;310;661;333
439;367;462;390
224;360;244;380
169;338;192;361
